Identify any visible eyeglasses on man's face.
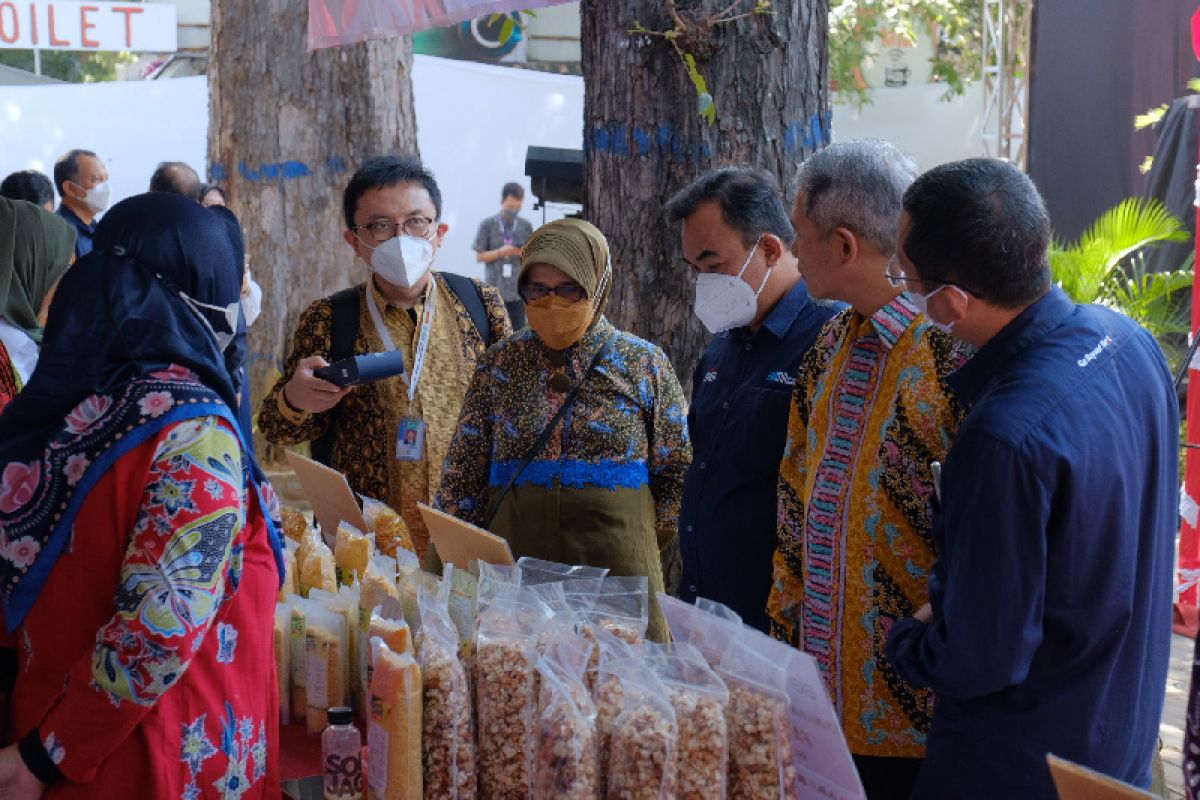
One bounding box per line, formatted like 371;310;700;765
885;254;973;296
352;216;436;244
519;282;587;303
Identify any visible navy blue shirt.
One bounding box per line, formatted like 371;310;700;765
56;204;95;259
679;279;840;631
887;287;1178;798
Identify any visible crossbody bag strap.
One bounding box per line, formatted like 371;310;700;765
482;332;617;528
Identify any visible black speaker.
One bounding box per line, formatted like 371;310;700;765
524;146;584;208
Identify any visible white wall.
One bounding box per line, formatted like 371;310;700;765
832;83;986;170
0;75;208;204
0;61;981;281
412;54;583;281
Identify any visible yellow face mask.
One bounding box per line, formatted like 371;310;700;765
525;295;595;351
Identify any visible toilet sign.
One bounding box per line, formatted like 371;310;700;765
0;1;177;52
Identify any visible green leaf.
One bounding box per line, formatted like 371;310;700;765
1051;197;1191;306
499;16;516;45
698;92;716;124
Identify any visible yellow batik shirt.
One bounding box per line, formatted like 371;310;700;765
259;273;511;558
767;294;967;758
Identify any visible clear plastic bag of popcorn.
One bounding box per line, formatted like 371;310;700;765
657;593;743;670
517;557;608;586
416;586;477;799
583;576;648;647
719;630;798;800
603;659;677;800
532;628;597;800
474;586;555;799
645;644;730;800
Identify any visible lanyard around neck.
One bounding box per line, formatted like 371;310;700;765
364;276;437;404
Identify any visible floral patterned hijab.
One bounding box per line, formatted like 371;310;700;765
0;193;281;630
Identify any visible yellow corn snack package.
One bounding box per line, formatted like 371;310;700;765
335;523;375;586
304;606;347;735
367;638;423;800
282;505;310;542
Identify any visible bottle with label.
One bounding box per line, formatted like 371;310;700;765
322;706;364;800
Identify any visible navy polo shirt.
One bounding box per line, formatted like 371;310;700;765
57;204;95;259
679;279;841;631
887;288;1178;797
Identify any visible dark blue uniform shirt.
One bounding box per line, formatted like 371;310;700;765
56;204;95;259
887;287;1178;798
679;279;840;631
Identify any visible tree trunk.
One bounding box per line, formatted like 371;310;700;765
580;0;830;393
208;0;418;459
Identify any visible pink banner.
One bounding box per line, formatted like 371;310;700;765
308;0;572;50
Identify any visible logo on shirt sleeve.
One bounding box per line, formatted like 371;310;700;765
1077;336;1114;368
766;371;797;387
703;370;719;383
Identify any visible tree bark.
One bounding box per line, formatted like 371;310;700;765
208;0;419;456
580;0;830;393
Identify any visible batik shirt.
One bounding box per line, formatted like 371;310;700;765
258;274;510;558
2;415;280;799
436;319;690;640
767;294;965;758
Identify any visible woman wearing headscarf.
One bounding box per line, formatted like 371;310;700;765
436;218;692;640
0;198;75;413
0;193;283;798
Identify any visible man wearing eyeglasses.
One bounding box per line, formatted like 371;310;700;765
885;159;1177;798
259;156;511;559
764;139;969;800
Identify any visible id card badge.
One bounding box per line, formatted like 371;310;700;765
395;417;427;461
503;263;513;279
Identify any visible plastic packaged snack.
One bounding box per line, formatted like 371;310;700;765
603;659;677;800
276;539;299;603
367;637;423;800
516;557;608;586
646;646;730;800
363;604;412;711
474;586;554;798
584;576;648;646
288;596;319;720
309;587;358;707
274;602;292;725
362;496;416;560
657;593;743;669
719;630;798;800
335;522;375;586
416;587;477;799
282;505;310;542
299;536;338;597
305;605;348;735
532;628;597;799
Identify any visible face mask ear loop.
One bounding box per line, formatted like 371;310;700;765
592;260;612;311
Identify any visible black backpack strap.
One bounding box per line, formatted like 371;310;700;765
482;332;617;528
439;271;493;346
310;286;361;466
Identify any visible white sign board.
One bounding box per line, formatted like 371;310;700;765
0;1;177;52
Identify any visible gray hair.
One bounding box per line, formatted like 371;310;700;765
795;139;918;254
